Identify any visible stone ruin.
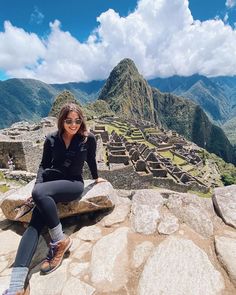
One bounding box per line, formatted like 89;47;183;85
0;118;57;173
90;125;109;143
91;124;209;193
0;118;210;193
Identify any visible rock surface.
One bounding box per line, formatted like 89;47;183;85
0;180;116;222
1;184;236;294
215;235;236;286
138;236;225;295
130;190;164;234
166;192;214;237
213;185;236;229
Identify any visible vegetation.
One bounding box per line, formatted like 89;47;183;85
49;90;80;117
158;150;187;165
205;152;236;185
84;100;115;120
0;184;9;193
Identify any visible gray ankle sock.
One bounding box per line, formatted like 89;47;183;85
8;267;28;292
49;223;64;243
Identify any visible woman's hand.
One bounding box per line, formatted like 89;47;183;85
95;177;107;184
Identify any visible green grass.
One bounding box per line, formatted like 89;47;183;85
188;189;213;198
158;150;186;165
0;171;5;180
0;184;9;193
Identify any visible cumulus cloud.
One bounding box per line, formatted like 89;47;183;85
0;21;45;71
226;0;236;8
1;0;236;83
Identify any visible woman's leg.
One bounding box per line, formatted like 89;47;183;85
7;208;45;293
31;180;84;274
32;180;84;230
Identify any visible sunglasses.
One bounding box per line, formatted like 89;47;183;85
64;118;82;125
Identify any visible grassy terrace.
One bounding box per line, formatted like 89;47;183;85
157;150;187;166
91;120;215;198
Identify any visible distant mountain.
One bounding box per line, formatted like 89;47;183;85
99;59;236;164
49;90;81;117
51;80;104;104
149;75;236;145
1;60;236;163
0;78;57;128
98;58;155;123
0;79;104;129
148;75;232;124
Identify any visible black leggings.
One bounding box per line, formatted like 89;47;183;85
14;179;84;268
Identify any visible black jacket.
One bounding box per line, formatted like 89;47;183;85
35;131;98;183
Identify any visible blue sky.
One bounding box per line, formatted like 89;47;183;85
0;0;236;83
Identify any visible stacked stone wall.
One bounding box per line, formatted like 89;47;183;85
0;141;43;173
0;141;27;170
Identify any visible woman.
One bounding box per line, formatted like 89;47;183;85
3;103;106;295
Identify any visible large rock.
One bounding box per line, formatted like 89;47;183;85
132;241;154;268
157;212;179;235
138;236;225;295
0;230;21;255
166;192;214;238
215;235;236;287
90;227;129;292
101;198;131;227
0;180;116;222
130;190;164;234
30;258;70;295
213;185;236;229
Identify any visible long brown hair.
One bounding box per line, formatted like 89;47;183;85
57;103;88;137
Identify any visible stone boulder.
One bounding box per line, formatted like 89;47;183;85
165;192;214;238
215;235;236;287
138;236;225;295
213;185;236;229
130;190;164;234
0;179;116;223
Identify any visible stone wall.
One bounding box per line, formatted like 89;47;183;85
24;143;42;173
0;141;42;173
83;163;153;190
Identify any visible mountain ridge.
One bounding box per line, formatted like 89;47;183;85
0;60;236;163
98;58;236;164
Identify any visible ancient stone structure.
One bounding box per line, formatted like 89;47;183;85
0;140;42;173
0;117;212;193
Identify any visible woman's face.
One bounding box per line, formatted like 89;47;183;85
63;111;82;136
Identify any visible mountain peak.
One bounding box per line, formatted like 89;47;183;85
114;58;139;73
98;59;155;122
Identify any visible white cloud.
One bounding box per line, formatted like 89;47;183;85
226;0;236;8
1;0;236;83
0;21;46;70
30;6;45;25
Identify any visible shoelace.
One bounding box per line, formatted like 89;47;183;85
46;242;59;261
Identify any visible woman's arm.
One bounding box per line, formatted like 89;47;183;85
86;133;107;184
35;137;52;184
86;134;99;180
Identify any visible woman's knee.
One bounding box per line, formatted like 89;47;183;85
32;183;44;203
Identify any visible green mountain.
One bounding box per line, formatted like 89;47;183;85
149;75;231;124
99;58;236;164
51;81;104;105
49;90;81;117
0;78;104;129
98;58;155;123
149;75;236;144
0;78;57;128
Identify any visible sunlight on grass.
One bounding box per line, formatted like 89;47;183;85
188;189;213;198
0;184;9;193
158;150;186;165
